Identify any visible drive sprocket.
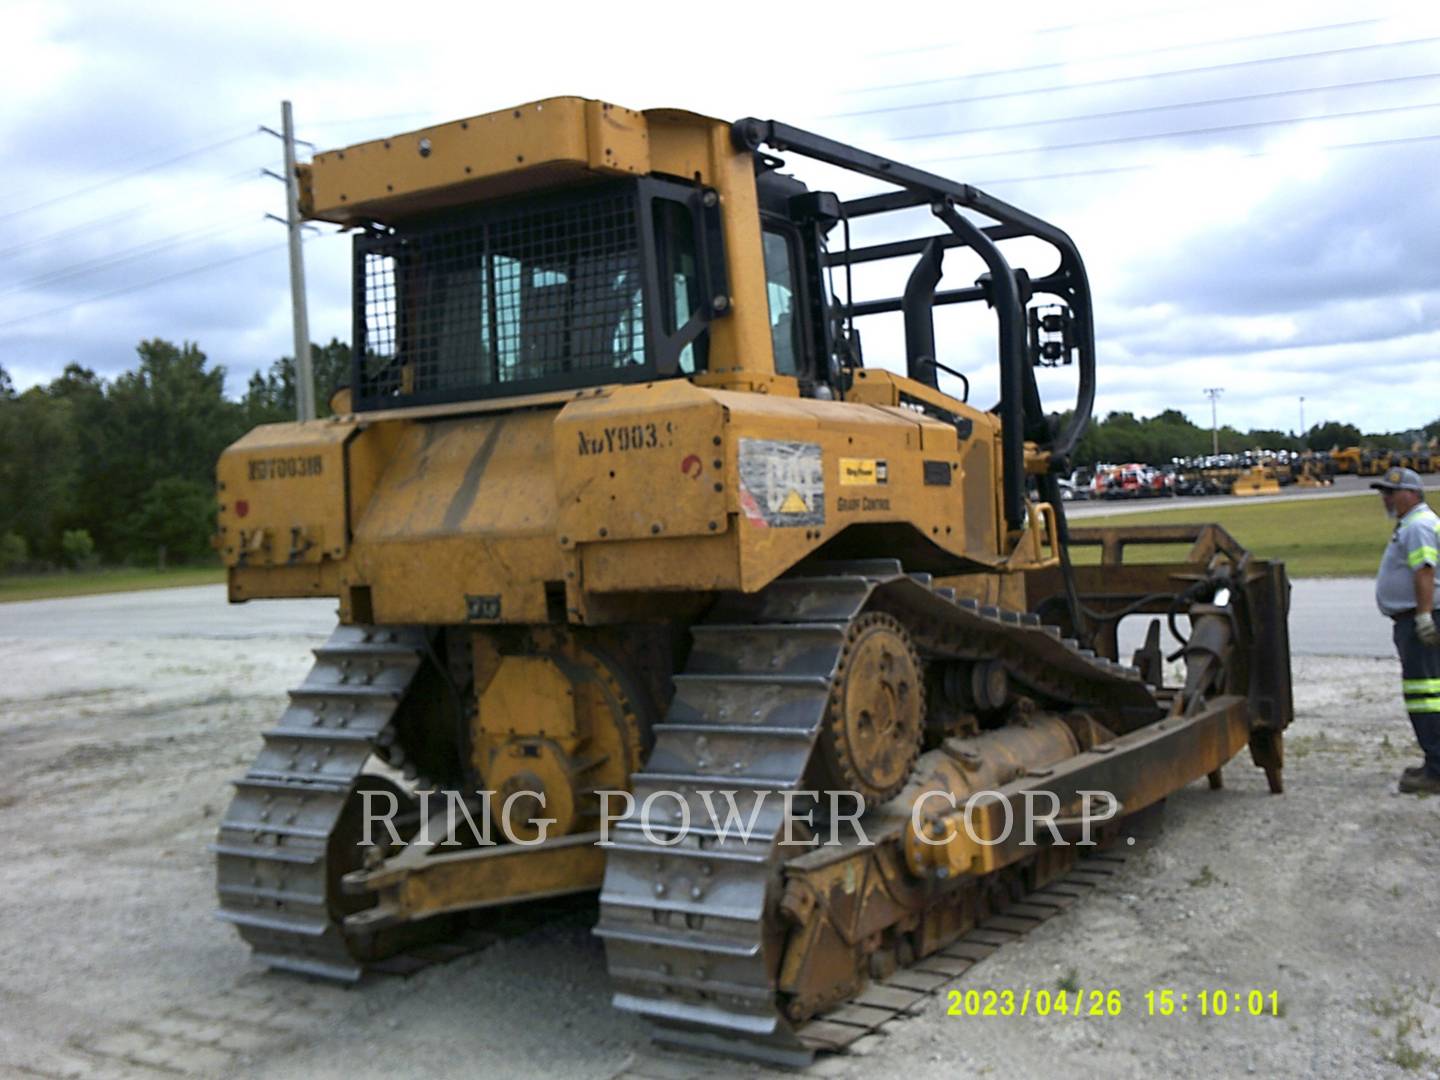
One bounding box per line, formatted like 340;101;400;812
815;612;925;807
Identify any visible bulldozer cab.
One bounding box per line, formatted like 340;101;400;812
339;162;845;405
347;165;839;403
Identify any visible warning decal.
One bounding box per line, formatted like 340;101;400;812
738;438;825;528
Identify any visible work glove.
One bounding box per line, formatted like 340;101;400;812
1418;612;1440;647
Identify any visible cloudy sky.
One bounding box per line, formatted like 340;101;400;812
3;0;1437;435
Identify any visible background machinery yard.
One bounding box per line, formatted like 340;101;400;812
212;97;1293;1066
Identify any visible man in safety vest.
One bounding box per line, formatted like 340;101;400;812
1373;466;1440;793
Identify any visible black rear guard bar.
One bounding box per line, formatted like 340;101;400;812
731;118;1096;534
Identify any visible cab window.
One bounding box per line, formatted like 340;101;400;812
762;229;801;376
653;200;706;373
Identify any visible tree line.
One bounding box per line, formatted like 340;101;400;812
3;338;1436;572
0;339;349;572
1070;408;1440;470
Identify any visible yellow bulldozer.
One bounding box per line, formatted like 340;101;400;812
213;97;1293;1066
1231;464;1281;497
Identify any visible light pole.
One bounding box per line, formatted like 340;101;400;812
1299;396;1306;443
1204;387;1224;457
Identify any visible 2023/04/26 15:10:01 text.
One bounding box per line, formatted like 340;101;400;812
946;988;1282;1018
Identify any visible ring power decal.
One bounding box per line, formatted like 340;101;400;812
738;438;825;528
839;457;887;485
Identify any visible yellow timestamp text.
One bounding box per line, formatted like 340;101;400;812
1145;989;1281;1017
945;988;1283;1019
947;988;1123;1018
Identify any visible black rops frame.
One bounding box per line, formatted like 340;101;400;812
350;176;729;411
731;118;1096;537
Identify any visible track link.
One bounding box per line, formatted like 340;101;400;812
597;559;1153;1066
214;624;426;980
616;852;1130;1077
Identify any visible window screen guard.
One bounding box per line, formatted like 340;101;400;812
352;177;726;410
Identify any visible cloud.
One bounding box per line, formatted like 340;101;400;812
1112;140;1440;316
0;0;1436;446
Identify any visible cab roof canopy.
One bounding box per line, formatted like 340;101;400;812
300;97;724;226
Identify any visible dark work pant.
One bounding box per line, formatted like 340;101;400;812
1394;614;1440;777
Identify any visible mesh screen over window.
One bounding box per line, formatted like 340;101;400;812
357;185;646;403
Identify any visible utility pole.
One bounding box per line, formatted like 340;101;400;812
262;102;315;421
1204;387;1224;457
281;102;314;421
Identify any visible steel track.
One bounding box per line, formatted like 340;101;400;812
597;559;1155;1067
615;851;1130;1078
213;624;427;980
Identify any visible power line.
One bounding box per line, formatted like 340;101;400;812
1036;3;1224;37
0;232;338;333
0;130;260;226
854;17;1384;95
0;122;261;206
891;70;1440;143
968;129;1440;188
866;1;1217;58
304;109;438;131
0;217;264;298
832;34;1440;119
916;99;1440;166
0;168;263;260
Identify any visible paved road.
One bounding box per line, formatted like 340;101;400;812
0;585;335;640
1113;576;1390;659
0;578;1395;657
1066;472;1440;519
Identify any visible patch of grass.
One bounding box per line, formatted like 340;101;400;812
1056;967;1080;993
1392;1042;1430;1071
1363;989;1436;1068
1187;864;1219;888
1366;992;1403;1019
1072;492;1396;577
0;565;224;603
1388;1013;1433;1072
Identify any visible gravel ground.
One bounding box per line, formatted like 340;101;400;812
1;607;1437;1079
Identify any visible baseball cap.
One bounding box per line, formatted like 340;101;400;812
1371;466;1424;492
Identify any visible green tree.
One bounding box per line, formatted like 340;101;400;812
126;478;216;564
1306;420;1363;451
0;531;26;572
1245;429;1301;452
242;339;352;425
0;387;81;560
44;365;109;552
1070;407;1305;466
87;340;245;556
60;528;97;568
